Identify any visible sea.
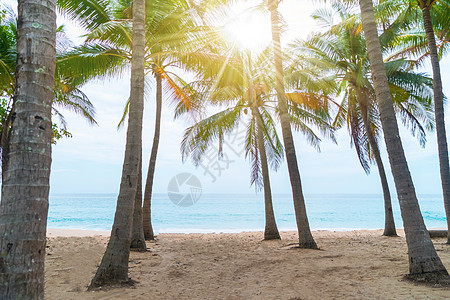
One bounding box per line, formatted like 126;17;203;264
47;193;447;233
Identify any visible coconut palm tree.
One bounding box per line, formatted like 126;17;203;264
89;0;146;287
416;0;450;245
266;0;318;248
0;8;98;152
295;3;437;237
382;0;450;63
57;0;148;251
377;0;450;243
0;0;56;297
358;0;449;280
182;48;284;240
182;47;335;240
139;4;210;239
58;0;219;247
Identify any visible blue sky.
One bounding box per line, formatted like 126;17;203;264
25;0;450;196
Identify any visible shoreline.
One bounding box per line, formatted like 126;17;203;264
47;228;110;237
47;227;447;237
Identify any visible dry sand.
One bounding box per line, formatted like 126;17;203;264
45;229;450;299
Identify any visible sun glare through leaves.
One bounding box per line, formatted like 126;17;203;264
222;8;272;53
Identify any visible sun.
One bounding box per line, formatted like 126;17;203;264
222;8;272;53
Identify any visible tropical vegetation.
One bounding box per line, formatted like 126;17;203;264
1;0;450;297
0;0;57;297
294;2;437;236
0;6;97;148
182;47;335;240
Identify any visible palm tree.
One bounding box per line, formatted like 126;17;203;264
417;0;450;244
0;0;56;297
182;44;335;240
89;0;146;287
140;3;205;239
358;0;449;280
182;49;284;240
57;0;148;250
60;0;219;242
266;0;317;248
378;0;450;243
0;9;98;152
383;0;450;64
297;3;437;237
131;150;146;250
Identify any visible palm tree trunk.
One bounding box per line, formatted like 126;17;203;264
421;4;450;244
142;72;162;240
89;0;145;288
358;97;397;236
268;0;317;249
358;0;448;279
131;152;147;251
254;107;281;240
0;0;56;297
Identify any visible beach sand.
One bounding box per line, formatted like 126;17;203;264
45;229;450;299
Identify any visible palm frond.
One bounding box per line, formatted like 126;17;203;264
57;0;112;31
181;106;242;165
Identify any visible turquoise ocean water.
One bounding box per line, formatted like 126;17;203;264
47;193;447;233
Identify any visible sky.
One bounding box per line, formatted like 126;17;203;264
6;0;449;196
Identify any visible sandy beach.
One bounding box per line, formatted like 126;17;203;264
45;229;450;299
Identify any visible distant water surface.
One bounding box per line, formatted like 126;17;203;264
47;193;447;233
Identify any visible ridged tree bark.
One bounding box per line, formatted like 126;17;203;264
268;0;317;249
357;93;397;236
89;0;145;288
142;71;162;240
358;0;448;279
420;3;450;244
254;107;281;240
131;153;146;251
0;0;56;297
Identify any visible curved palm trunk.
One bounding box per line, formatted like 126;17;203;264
253;107;281;240
359;0;448;279
131;153;147;251
421;5;450;244
142;73;162;240
0;0;56;297
89;0;145;288
358;98;397;236
268;0;317;249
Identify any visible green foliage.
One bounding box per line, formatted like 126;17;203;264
378;0;450;62
0;7;16;99
0;3;98;147
57;0;222;127
182;45;335;189
52;124;73;144
296;2;436;173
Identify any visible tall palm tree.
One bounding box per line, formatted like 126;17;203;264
378;0;450;243
418;0;450;244
131;150;146;250
121;1;221;241
58;0;214;244
89;0;146;287
140;4;206;239
297;3;437;236
358;0;449;280
182;46;335;240
0;9;98;151
58;0;148;250
383;0;450;63
266;0;317;248
182;49;284;240
0;0;56;297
